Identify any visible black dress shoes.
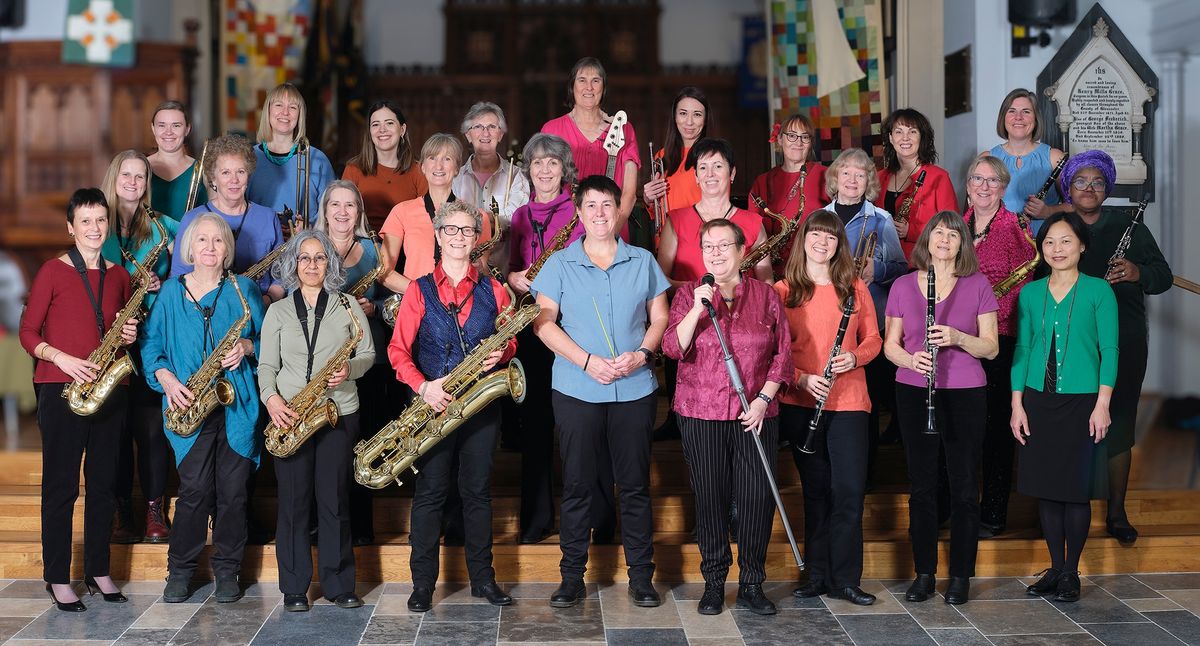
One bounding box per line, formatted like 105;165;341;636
1026;568;1062;596
45;584;86;612
284;594;309;612
1054;571;1081;602
905;574;937;602
333;593;364;608
628;579;662;607
408;586;434;612
828;586;876;606
519;528;553;545
550;578;586;608
735;584;777;615
978;522;1005;539
944;577;970;605
698;583;724;615
1106;521;1139;545
471;581;513;606
792;579;829;598
84;577;127;603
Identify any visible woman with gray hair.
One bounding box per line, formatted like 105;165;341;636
453;101;530;274
387;198;517;612
506;132;581;543
259;228;375;612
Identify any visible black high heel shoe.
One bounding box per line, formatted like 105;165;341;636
45;583;86;612
84;577;127;603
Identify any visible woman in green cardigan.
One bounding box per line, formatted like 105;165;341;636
1011;211;1118;603
1059;150;1172;545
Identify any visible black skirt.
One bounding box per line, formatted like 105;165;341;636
1017;387;1108;503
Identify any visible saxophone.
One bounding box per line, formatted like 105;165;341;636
62;251;156;416
894;169;927;225
242;245;285;283
164;275;252;437
264;293;364;458
470;198;504;282
525;209;579;283
991;210;1041;298
739;190;802;273
346;233;386;298
353;301;540;489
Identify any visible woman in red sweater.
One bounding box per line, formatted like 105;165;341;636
19;188;139;610
774;210;881;607
877;108;958;262
748;114;829;274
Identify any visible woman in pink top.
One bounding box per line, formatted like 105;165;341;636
541;57;640;236
657;138;771;288
775;210;880;607
662;218;792;617
964;155;1037;539
883;211;999;606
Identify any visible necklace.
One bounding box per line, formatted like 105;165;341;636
1039;277;1079;391
694;203;735;223
968;208;997;243
892;163;918;192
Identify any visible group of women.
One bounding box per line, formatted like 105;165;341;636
18;56;1172;617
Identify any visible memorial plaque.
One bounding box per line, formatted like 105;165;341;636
1036;4;1157;201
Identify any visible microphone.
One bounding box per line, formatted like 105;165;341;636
700;273;716;315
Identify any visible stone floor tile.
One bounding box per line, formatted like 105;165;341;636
168;596;278;646
412;620;498;646
5;640;115;646
971;577;1041;600
1050;585;1145;624
836;613;936;645
308;581;386;605
988;634;1102;645
503;582;598;601
360;615;422;645
759;582;824;610
11;592;158;641
113;581;170;596
605;627;689;646
731;608;851;645
1144;610;1200;645
497;600;605;642
1124;597;1183;612
1083;620;1186;645
248;603;375;646
686;639;747;646
956;599;1085;636
130;601;201;629
821;580;905;615
1161;590;1200;615
893;592;972;628
674;593;743;638
1134;574;1200;590
373;593;423;615
168;579;216;604
1086;575;1163;600
423;602;502;622
0;616;33;641
0;580;63;599
113;627;182;645
432;582;491;605
598;582;682;628
927;627;991;645
0;597;62;616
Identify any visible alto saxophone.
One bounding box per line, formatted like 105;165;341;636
894;169;927;225
62;249;159;416
164;275;252;437
346;232;387;298
264;293;364;458
353;301;540;489
470;198;505;282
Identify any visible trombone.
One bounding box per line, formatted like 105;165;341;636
183;139;209;213
294;136;311;226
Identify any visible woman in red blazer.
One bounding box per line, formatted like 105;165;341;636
877;109;958;262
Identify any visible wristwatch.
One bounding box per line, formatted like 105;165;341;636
756;391;773;405
637;346;655;363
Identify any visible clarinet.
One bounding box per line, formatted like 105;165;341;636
1106;197;1148;279
800;294;856;454
924;265;939;435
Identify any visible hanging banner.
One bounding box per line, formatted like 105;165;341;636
63;0;135;67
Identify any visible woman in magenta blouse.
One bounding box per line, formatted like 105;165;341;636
964;155;1037;538
663;218;792;617
883;211;999;606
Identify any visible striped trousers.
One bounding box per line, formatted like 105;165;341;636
679;415;779;586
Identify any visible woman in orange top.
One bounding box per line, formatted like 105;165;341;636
343;100;428;232
774;209;881;607
642;87;708;227
749;114;828;274
877;108;958;262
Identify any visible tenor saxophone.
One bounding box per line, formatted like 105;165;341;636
164;275;252;437
264;293;364;458
992;212;1040;298
242;244;285;282
739;191;802;273
353;301;540;489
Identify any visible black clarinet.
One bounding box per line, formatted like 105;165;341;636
924;265;939;435
800;294;855;454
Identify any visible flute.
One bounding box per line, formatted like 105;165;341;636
799;294;856;454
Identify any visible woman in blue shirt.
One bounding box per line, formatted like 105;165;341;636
99;149;179;545
247;83;336;227
984;88;1070;234
143;213;265;604
531;174;670;610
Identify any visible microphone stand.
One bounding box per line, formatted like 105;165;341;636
701;294;804;570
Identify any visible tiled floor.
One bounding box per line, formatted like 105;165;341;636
0;574;1198;645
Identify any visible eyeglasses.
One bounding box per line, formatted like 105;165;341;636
469;124;500;134
439;224;479;238
1071;178;1106;191
968;175;1003;187
781;131;812;144
298;254;329;266
700;241;739;254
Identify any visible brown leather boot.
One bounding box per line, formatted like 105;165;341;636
144;497;170;543
110;498;141;544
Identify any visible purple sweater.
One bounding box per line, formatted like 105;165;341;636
508;189;584;273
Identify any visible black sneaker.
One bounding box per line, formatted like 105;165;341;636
735;584;777;615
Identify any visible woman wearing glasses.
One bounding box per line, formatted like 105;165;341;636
454;102;529;274
878;109;958;261
748;114;829;273
966;155;1038;539
1060;150;1171;546
387;200;516;613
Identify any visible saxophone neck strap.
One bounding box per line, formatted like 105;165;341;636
293;288;330;382
67;246;107;338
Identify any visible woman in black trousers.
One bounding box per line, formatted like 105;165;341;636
19;188;139;610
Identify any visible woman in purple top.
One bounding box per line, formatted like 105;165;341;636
662;218;792;617
883;211;999;606
965;155;1038;538
504;132;581;544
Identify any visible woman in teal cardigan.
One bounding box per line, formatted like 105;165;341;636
1011;211;1117;604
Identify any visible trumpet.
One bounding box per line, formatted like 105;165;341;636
852;229;878;277
183;140;209;213
648;142;667;233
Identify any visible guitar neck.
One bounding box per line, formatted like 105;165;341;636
605;155;617;180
